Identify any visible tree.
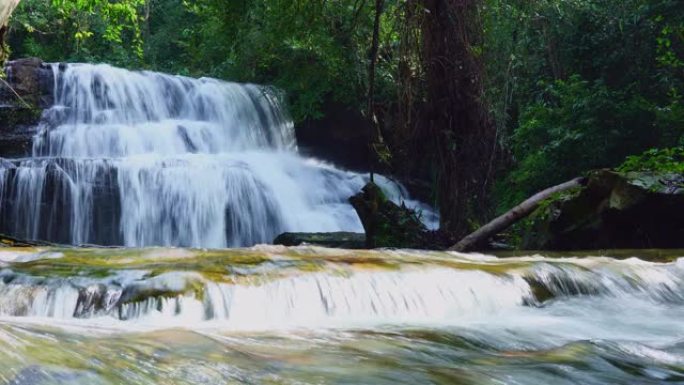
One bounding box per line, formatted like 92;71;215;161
367;0;384;182
8;0;145;65
0;0;20;62
419;0;496;237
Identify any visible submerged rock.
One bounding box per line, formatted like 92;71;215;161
273;232;366;249
521;170;684;250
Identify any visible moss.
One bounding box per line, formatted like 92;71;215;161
617;147;684;174
2;246;554;286
273;232;366;248
350;182;429;248
506;185;582;249
494;248;684;262
119;278;206;304
0;106;42;127
619;171;683;194
511;168;684;250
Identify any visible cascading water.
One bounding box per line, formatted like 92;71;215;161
0;63;436;247
1;247;684;384
3;63;680;385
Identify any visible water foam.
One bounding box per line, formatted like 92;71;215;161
0;63;436;247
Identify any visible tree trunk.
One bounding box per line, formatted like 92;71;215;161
367;0;384;182
0;0;20;62
420;0;497;238
449;177;585;252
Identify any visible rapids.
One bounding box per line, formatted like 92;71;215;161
0;63;436;247
0;247;683;384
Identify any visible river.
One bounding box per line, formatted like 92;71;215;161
0;246;683;384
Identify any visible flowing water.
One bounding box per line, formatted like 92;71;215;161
1;64;681;384
0;246;683;384
0;63;436;247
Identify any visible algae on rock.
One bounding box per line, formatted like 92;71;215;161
349;182;429;248
520;170;684;250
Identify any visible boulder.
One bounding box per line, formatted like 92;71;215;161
0;106;42;157
273;232;366;249
522;170;684;250
349;182;434;248
1;57;54;107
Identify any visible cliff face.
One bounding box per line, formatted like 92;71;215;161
0;57;54;157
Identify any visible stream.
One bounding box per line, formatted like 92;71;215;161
1;246;683;384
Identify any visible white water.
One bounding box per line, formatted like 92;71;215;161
0;268;530;328
1;250;683;333
2;249;684;384
0;64;436;247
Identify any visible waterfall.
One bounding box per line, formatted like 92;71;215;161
1;247;682;329
0;268;532;326
0;64;436;247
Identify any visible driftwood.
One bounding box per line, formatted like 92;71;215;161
449;177;586;252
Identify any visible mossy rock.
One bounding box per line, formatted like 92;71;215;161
521;170;684;250
0;106;42;126
273;232;366;249
349;182;429;248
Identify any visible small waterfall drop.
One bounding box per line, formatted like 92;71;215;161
0;248;683;330
2;248;684;385
0;64;436;247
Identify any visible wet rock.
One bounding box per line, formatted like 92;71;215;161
273;232;366;249
0;58;54;158
349;182;430;248
0;106;42;157
0;232;54;247
1;57;54;107
0;158;122;245
75;284;111;317
522;170;684;250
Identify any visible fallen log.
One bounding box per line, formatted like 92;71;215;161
449;177;586;252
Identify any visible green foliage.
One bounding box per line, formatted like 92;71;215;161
617;147;684;173
8;0;401;122
5;0;684;225
506;184;583;249
141;0;400;123
502;76;659;206
487;0;684;212
10;0;144;66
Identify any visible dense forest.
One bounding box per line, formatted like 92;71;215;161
2;0;683;245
